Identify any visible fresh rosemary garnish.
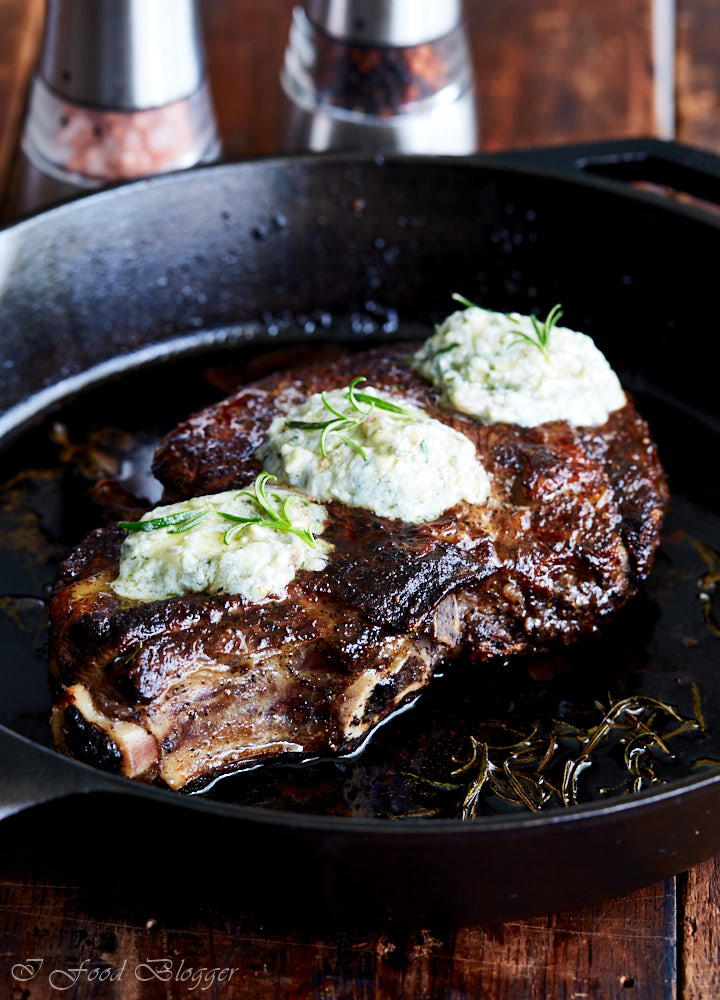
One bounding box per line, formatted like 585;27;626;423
118;509;211;534
221;472;317;549
118;472;317;550
509;303;563;361
410;694;705;819
448;294;564;362
285;377;410;460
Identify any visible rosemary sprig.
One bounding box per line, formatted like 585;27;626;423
509;303;564;361
350;392;408;416
221;472;317;548
118;473;317;549
285;377;410;460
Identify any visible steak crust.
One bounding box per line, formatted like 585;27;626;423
49;343;668;790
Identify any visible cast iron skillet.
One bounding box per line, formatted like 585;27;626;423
1;138;719;926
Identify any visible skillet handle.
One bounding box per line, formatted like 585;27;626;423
0;725;120;821
489;137;720;208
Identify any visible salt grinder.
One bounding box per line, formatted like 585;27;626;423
16;0;220;213
281;0;478;154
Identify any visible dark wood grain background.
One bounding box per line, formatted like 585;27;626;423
2;0;720;996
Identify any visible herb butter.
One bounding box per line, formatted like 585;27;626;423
411;304;626;426
112;486;330;603
258;385;490;523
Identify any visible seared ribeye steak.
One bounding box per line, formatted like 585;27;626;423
49;344;667;790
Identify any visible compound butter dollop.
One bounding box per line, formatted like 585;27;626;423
411;304;626;427
257;385;490;523
112;487;329;603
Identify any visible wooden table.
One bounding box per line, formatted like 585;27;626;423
2;1;720;996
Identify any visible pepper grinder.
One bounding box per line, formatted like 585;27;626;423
281;0;478;154
10;0;220;215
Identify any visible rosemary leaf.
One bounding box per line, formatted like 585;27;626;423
119;509;204;532
347;376;367;412
691;758;720;771
338;435;367;459
167;511;211;534
320;419;344;459
451;292;480;310
433;342;460;357
351;392;409;416
286;419;336;431
320;391;347;420
217;512;264;524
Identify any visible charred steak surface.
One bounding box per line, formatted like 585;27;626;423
49;344;668;790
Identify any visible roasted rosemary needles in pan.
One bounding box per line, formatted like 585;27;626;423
410;693;710;819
